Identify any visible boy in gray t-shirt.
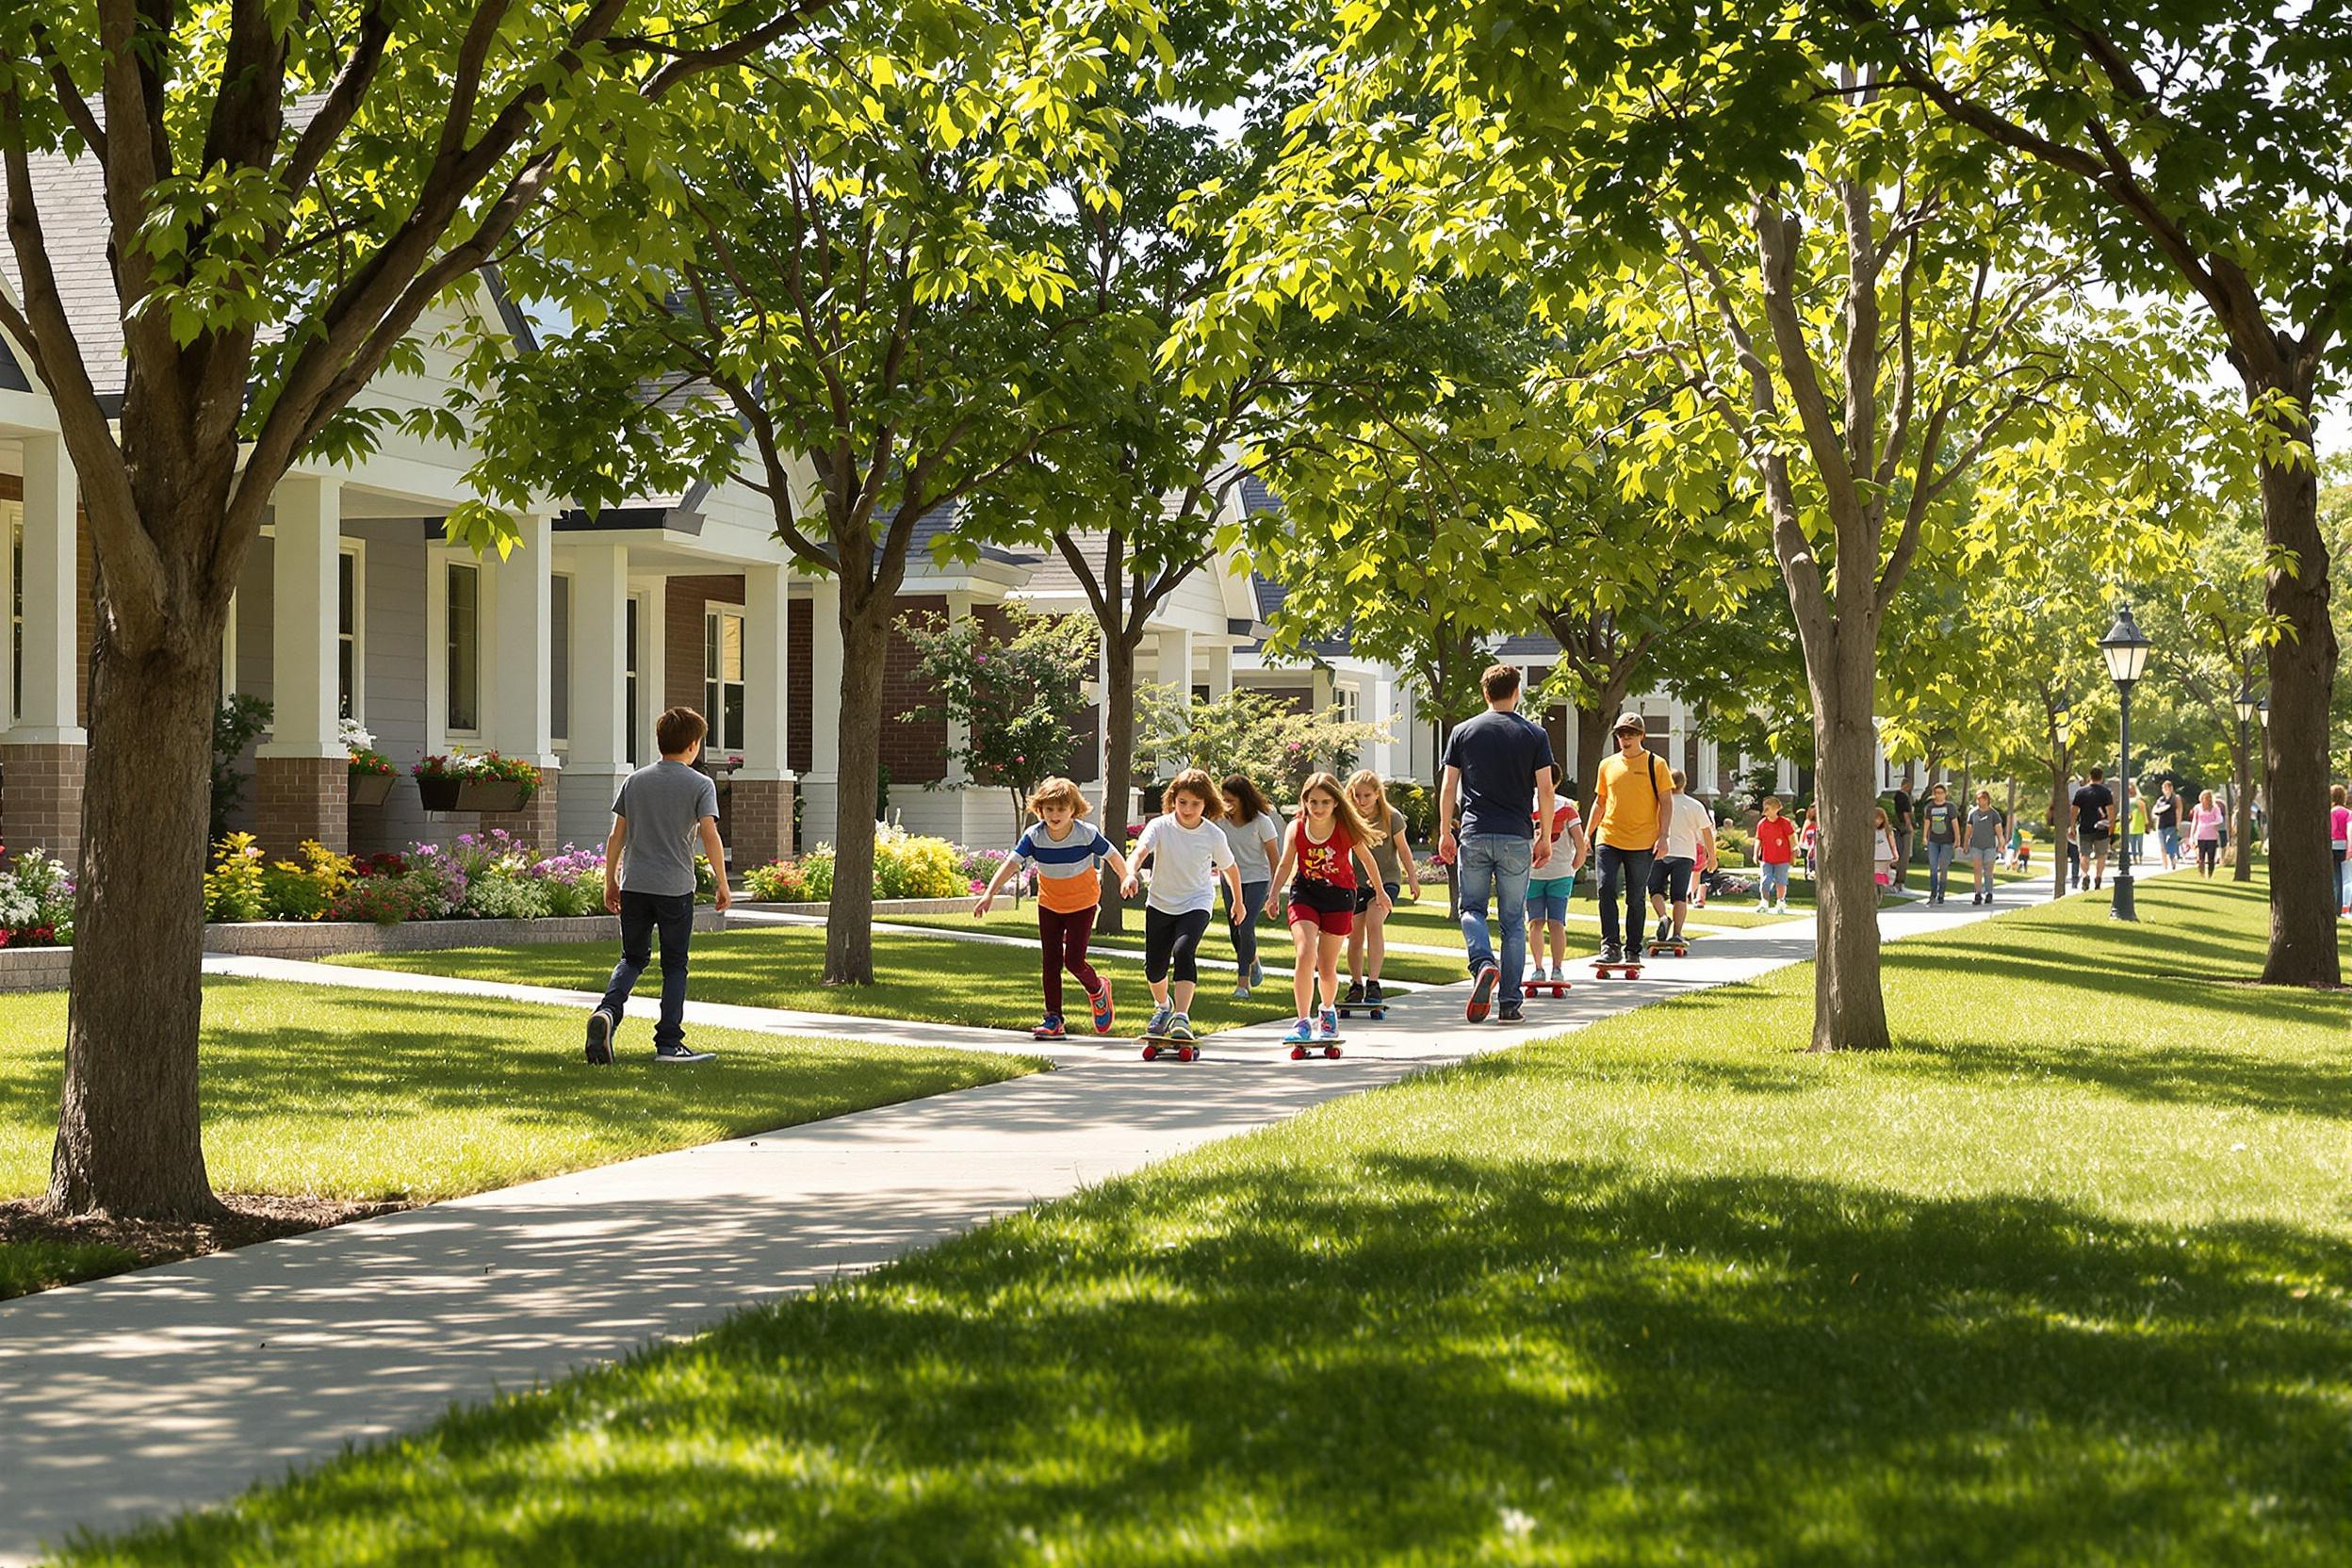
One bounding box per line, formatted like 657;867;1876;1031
587;706;734;1065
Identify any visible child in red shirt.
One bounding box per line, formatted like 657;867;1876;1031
1754;796;1797;915
1266;771;1390;1044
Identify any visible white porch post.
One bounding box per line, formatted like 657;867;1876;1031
488;512;560;841
800;575;842;852
1204;642;1233;701
734;562;796;864
1372;671;1396;777
259;475;340;757
1157;627;1195;774
559;540;629;847
943;590;973;786
2;433;86;867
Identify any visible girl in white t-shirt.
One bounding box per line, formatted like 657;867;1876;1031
1121;769;1241;1042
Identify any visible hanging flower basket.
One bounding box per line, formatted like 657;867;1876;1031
414;750;541;814
349;773;396;808
456;780;532;813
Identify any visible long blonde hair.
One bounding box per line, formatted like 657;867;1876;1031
1299;770;1384;848
1345;768;1396;837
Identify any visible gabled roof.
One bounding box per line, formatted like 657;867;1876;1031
1236;473;1350;659
0;142;122;395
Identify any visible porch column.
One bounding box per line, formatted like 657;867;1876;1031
799;574;842;853
1204;642;1233;701
489;512;561;844
733;561;796;866
254;474;349;854
941;590;974;789
3;433;86;869
558;540;630;848
1372;671;1396;777
1157;627;1195;704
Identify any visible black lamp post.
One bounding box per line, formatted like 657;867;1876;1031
2100;605;2152;920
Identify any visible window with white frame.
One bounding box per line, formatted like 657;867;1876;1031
1335;683;1360;727
446;562;480;733
704;604;744;754
337;546;363;722
625;596;643;766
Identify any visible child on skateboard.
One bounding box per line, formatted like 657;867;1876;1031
1121;769;1241;1044
1266;771;1390;1045
1527;794;1585;985
1344;769;1421;1015
973;776;1132;1039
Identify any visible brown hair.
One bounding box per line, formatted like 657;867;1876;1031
1298;770;1383;847
1481;663;1521;702
1162;767;1224;820
1221;773;1274;825
2334;783;2347;807
1027;776;1091;818
656;707;708;756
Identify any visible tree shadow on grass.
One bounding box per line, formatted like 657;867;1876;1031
104;1155;2352;1566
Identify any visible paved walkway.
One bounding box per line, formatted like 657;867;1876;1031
0;876;2090;1561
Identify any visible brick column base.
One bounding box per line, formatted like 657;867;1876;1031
255;756;350;857
511;774;560;849
730;777;793;867
1;743;86;871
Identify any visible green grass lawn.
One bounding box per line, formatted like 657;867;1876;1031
880;904;1469;986
332;922;1313;1035
1;980;1038;1297
73;875;2352;1564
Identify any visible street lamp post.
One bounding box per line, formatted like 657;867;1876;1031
2100;606;2153;921
2234;684;2260;876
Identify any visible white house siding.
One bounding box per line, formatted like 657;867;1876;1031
349;522;434;856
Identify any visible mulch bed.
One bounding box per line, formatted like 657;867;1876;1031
1;1194;407;1294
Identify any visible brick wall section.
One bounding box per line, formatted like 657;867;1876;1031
253;756;349;856
2;743;85;870
884;595;948;786
789;596;812;775
511;774;561;850
729;776;792;867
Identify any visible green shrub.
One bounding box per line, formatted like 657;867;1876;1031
260;866;331;921
800;848;835;900
1387;780;1436;843
204;832;268;923
1715;824;1755;870
744;860;811;902
874;829;965;899
465;869;553;921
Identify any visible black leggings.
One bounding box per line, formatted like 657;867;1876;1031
2197;840;2220;873
1144;906;1213;985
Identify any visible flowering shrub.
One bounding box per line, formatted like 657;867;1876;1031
348;748;396;778
327;874;434;926
531;845;608;917
259;841;354;921
874;826;966;899
0;850;74;945
204;832;269;923
465;869;554;922
400;843;471;918
413;748;542;797
798;847;835;900
743;859;811;902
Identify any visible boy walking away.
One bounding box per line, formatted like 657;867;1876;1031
1647;769;1715;949
1753;796;1796;914
1965;790;2006;905
973;776;1132;1039
587;706;732;1065
1586;713;1669;966
1920;782;1962;906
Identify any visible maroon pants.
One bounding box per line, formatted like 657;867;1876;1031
1038;904;1102;1018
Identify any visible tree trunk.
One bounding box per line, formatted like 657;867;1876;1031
2252;427;2341;983
1573;681;1628;819
2050;748;2070;905
48;613;227;1218
1805;643;1891;1053
1096;631;1139;935
823;595;894;986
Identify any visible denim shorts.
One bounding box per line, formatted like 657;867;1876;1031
1527;880;1574;923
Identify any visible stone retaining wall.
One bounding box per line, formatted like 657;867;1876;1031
733;897;975;919
0;907;727;991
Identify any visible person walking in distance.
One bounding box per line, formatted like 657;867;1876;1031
1753;796;1796;915
2073;767;2116;890
2151;778;2183;871
1583;712;1670;968
1436;664;1558;1022
2189;789;2226;878
585;706;733;1066
1217;774;1282;998
2328;782;2348;916
1965;790;2006;906
1647;769;1715;949
1886;780;1916;890
1919;782;1962;906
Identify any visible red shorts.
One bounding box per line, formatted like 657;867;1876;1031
1288;903;1354;936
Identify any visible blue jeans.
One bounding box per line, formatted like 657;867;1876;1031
1925;841;1955;894
597;890;696;1050
1457;834;1532;1006
1226;879;1269;975
1595;843;1656;953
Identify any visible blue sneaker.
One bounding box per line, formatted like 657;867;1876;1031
1285;1017;1315;1044
1146;1004;1174;1037
1249;958;1265;988
1317;1007;1339;1040
1167;1013;1195;1042
1031;1016;1067;1040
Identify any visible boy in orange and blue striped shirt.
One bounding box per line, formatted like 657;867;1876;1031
972;776;1134;1039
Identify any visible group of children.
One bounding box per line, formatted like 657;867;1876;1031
975;766;1424;1046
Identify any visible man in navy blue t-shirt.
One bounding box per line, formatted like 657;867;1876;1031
1437;663;1557;1022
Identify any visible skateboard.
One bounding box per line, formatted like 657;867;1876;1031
1287;1037;1345;1060
1522;979;1572;998
1337;1004;1387;1020
1591;959;1644;980
1139;1035;1202;1063
1646;940;1690;958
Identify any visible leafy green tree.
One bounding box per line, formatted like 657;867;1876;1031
0;0;811;1218
472;0;1144;984
1133;687;1388;796
1848;0;2347;980
900;605;1097;841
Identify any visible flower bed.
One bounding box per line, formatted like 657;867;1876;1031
743;826;1035;905
204;829;626;928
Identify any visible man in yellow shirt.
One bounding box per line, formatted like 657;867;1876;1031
1588;713;1672;963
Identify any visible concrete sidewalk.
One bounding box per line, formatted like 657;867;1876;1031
0;873;2092;1561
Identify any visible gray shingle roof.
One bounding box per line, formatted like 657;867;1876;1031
0;143;124;395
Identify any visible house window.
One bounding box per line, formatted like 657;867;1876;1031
337;547;362;721
1335;684;1360;727
549;573;571;744
704;604;744;754
625;596;642;766
446;562;480;733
